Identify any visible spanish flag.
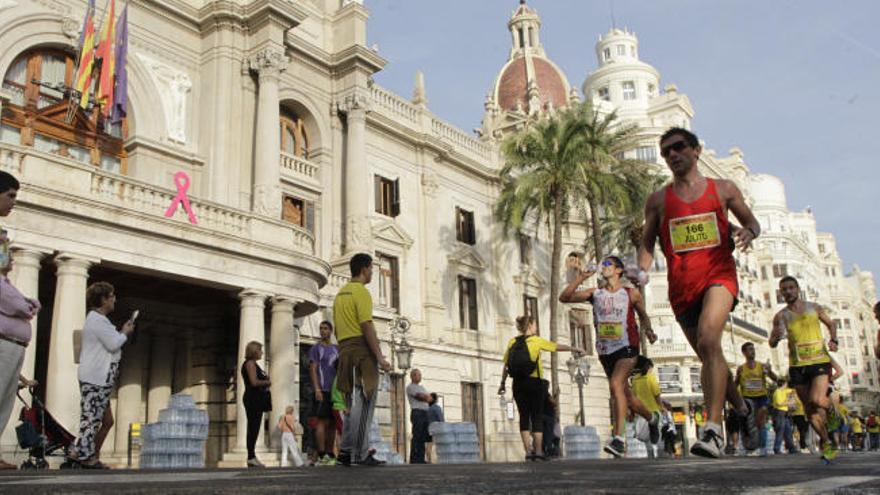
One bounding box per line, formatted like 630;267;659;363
96;0;117;117
73;0;96;109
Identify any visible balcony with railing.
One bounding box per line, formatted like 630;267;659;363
280;151;321;190
650;342;696;359
0;141;316;255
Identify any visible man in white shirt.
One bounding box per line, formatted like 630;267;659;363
406;369;432;464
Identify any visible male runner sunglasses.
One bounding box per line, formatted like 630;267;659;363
660;140;691;158
601;260;616;267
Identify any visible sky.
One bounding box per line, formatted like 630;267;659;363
364;0;880;286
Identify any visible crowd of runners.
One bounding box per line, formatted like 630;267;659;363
539;127;880;463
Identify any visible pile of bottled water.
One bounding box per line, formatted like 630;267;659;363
368;417;404;465
563;425;601;459
429;422;480;464
139;394;209;469
625;420;649;458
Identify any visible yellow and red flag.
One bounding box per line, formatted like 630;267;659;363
73;0;96;109
95;0;117;117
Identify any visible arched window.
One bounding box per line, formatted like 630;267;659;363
1;48;127;173
279;110;308;158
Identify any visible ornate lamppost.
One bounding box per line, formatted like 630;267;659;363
566;355;591;426
389;316;413;372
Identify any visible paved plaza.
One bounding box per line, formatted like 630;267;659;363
0;452;878;494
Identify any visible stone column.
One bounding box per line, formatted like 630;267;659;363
268;297;296;448
0;247;48;450
147;332;174;422
114;330;148;454
46;253;96;432
248;47;287;218
234;290;268;452
341;94;372;254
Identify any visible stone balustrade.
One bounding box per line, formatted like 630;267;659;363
280;151;321;189
0;141;315;255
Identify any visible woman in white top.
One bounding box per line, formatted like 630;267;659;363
71;282;134;468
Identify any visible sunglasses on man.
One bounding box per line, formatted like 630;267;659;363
660;140;691;158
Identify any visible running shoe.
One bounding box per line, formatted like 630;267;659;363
690;428;724;459
724;444;736;456
604;437;626;458
741;403;760;451
821;442;838;462
318;454;336;466
649;412;661;444
336;451;352;467
246;457;265;468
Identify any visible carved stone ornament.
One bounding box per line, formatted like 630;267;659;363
346;214;373;252
136;52;193;144
253;183;281;217
337;92;371;115
421;170;438;198
61;16;80;40
248;49;288;80
0;0;18;11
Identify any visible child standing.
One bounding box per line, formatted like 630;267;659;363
278;405;305;467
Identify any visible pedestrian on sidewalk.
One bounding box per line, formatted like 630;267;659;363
278;405;305;467
242;341;272;468
425;392;444;463
333;253;392;467
498;315;584;461
0;252;39;470
71;282;135;469
770;378;796;454
866;411;879;450
407;369;432;464
309;320;339;465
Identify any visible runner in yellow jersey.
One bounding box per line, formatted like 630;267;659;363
770;276;839;463
790;393;811;453
734;342;777;455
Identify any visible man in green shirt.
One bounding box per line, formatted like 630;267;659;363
333;253;391;467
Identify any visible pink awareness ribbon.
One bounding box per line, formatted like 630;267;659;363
164;171;198;225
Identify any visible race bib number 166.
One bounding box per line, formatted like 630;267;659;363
669;212;721;253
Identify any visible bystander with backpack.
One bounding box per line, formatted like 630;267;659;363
498;315;584;461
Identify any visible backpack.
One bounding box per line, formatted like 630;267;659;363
868;415;877;428
507;335;537;379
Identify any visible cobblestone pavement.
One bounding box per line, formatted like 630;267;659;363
0;451;878;494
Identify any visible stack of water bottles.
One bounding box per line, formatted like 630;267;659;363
139;394;209;469
429;422;480;464
368;416;405;465
625;420;649;458
563;425;601;459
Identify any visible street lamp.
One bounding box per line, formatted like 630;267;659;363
390;316;413;372
566;355;591;426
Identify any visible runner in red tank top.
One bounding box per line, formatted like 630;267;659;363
636;128;762;459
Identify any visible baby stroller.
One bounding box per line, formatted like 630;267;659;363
15;387;75;469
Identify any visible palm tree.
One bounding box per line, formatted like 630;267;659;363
495;103;662;393
495;104;597;396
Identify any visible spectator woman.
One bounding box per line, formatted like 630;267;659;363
71;282;133;469
242;341;271;468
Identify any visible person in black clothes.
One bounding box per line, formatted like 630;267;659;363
541;380;560;458
242;341;272;468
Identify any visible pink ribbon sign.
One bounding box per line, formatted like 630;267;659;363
164;171;198;225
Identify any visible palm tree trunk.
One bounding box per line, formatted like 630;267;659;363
549;192;563;397
588;196;602;264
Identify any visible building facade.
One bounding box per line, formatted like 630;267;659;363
0;0;875;466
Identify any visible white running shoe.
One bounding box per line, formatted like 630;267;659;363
690;428;724;459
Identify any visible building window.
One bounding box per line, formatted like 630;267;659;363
776;290;784;304
761;266;768;280
833;319;842;330
763;292;771;308
772;264;788;278
1;49;126;171
597;87;610;101
818;244;826;254
282;195;315;232
280;111;309;158
458;276;478;330
518;233;532;265
616;44;626;55
374;175;400;217
375;253;400;311
844;319;852;329
636;146;657;162
523;295;539;335
603;47;611;61
657;365;681;393
630;46;637;58
569;309;592;356
622;81;636;100
647;83;656;97
456;207;476;245
690;366;702;393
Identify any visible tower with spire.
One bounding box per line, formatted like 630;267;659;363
481;0;577;139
